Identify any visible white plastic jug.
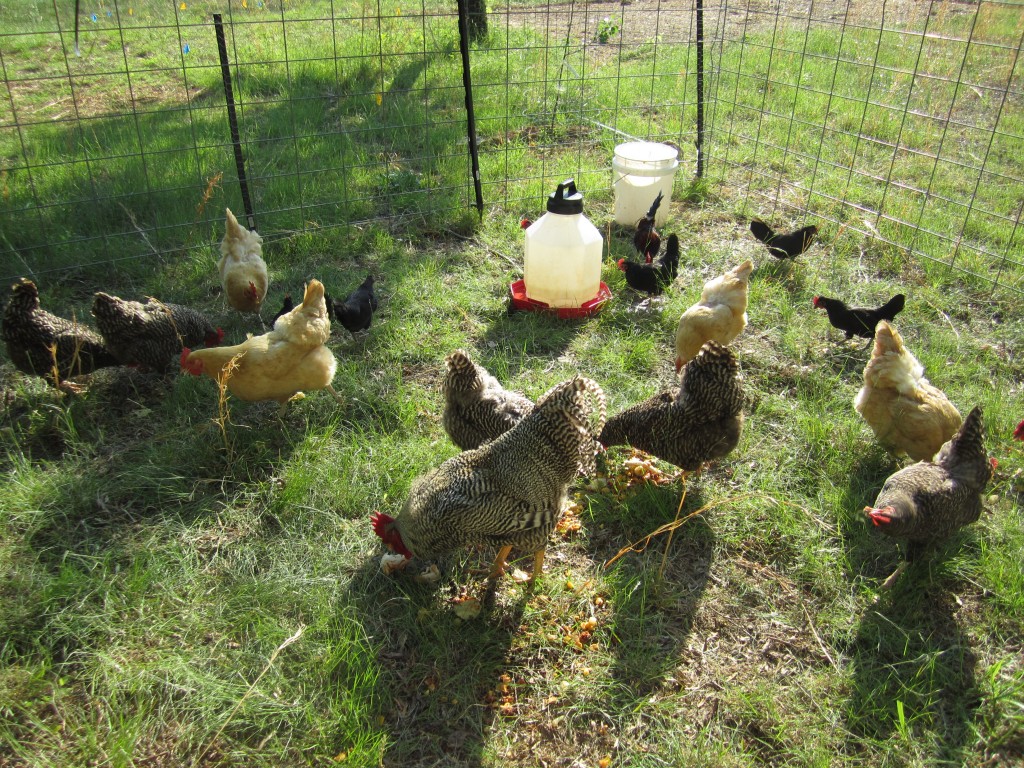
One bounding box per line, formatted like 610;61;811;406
524;179;603;309
612;141;680;227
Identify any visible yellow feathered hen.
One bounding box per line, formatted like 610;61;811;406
673;260;752;372
854;320;962;462
181;279;343;416
219;207;268;315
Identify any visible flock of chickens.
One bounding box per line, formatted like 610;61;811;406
1;200;1016;603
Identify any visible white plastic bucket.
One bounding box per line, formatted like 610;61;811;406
612;141;680;227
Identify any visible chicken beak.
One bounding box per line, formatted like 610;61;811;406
864;506;892;526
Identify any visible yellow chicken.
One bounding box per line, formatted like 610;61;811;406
219;207;268;314
673;260;753;372
181;279;342;416
854;321;962;462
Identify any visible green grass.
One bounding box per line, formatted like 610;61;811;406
2;1;1024;766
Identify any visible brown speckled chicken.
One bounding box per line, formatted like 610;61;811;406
600;341;744;471
92;292;222;373
219;208;268;315
441;349;534;450
854;321;962;462
372;376;606;588
864;405;994;589
2;278;118;388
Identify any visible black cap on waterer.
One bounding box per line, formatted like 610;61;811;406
546;179;584;215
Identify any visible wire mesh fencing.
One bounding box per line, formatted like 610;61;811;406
1;0;1021;295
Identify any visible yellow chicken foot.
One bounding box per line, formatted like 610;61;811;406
325;383;345;407
528;549;545;586
879;562;908;590
487;545;513;585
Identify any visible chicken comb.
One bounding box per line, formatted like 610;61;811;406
179;347;200;375
370;510;395;540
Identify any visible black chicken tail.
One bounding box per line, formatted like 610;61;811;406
880;293;906;320
644;191;664;220
661;233;681;279
749;219;775;244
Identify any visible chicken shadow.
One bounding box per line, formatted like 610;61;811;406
341;552;525;768
841;585;980;763
587;476;713;699
836;448;904;583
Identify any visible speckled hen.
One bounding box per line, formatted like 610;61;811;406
440;349;534;450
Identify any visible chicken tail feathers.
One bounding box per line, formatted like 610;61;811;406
750;219;774;244
880;293;906;320
645;191;664;220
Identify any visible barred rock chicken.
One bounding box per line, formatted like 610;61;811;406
864;405;994;589
92;292;222;373
674;260;753;372
181;279;343;416
854;321;962;462
2;278;118;388
441;349;533;450
600;341;744;472
372;376;606;588
219;208;268;315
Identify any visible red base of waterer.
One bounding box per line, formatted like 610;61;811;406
509;280;611;319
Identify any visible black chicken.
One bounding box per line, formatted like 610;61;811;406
813;293;905;340
271;293;294;326
330;274;378;336
750;219;818;259
617;233;681;296
633;191;664;261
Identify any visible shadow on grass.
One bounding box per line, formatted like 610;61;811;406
588;475;712;700
842;585;980;763
343;554;525;768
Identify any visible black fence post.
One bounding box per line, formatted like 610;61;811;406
213;13;255;230
456;0;485;218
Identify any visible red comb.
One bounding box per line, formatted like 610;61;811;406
370;510;393;539
180;347;200;375
520;216;532;229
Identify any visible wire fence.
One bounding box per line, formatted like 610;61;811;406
1;0;1021;294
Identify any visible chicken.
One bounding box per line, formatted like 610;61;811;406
329;274;378;336
1015;420;1024;441
600;341;743;471
270;293;294;326
91;292;222;373
2;278;118;388
372;376;606;589
853;321;962;462
441;349;533;450
813;293;905;340
180;279;343;416
864;405;994;588
219;207;268;315
633;191;664;261
674;259;753;372
617;233;681;296
750;219;818;260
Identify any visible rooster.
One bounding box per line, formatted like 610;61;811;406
674;260;753;372
813;293;905;340
750;219;818;260
617;233;681;296
441;349;534;450
219;208;268;315
329;274;378;336
865;405;994;589
92;292;222;373
854;321;962;462
181;279;343;417
2;278;118;389
372;376;606;589
633;191;664;261
600;341;743;472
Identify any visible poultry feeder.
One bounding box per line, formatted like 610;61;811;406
612;141;679;227
511;179;610;318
